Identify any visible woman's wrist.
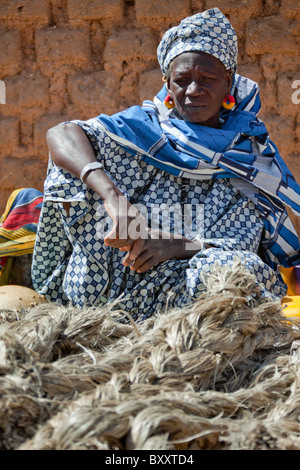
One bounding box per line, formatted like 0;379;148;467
174;236;204;259
149;231;205;261
85;168;123;205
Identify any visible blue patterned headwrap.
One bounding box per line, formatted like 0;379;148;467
157;8;238;78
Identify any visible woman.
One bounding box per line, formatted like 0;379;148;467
32;8;300;320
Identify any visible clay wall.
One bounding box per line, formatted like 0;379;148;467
0;0;299;234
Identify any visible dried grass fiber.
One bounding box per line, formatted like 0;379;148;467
1;260;300;450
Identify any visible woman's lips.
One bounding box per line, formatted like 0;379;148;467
185;103;207;108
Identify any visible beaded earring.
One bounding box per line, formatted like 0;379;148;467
223;94;235;110
164;94;175;109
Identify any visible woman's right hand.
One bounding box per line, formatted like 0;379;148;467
46;123;149;251
103;195;148;253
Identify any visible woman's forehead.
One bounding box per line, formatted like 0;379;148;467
170;52;226;75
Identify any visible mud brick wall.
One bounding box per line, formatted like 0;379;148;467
0;0;299;235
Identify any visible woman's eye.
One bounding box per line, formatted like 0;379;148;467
175;78;189;86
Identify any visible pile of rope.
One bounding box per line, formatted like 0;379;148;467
1;260;300;450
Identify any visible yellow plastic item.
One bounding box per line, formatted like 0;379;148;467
280;267;298;296
282;296;300;319
279;267;300;319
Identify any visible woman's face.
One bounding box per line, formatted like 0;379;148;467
167;52;233;128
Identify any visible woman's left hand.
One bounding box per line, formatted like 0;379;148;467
121;229;204;273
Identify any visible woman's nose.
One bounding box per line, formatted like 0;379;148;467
186;81;203;95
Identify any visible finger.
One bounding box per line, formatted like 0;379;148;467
104;217;129;243
104;227;130;248
122;239;144;267
130;252;154;272
104;223;118;244
128;237;146;260
122;251;132;266
135;257;156;273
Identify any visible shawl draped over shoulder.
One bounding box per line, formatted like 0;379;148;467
94;74;300;269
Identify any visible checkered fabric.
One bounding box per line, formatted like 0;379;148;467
157;8;238;77
32;119;287;321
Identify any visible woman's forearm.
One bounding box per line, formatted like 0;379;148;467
46;123;209;262
46;122;124;205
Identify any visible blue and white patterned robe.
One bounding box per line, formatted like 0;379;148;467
32;77;300;321
32;121;289;321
